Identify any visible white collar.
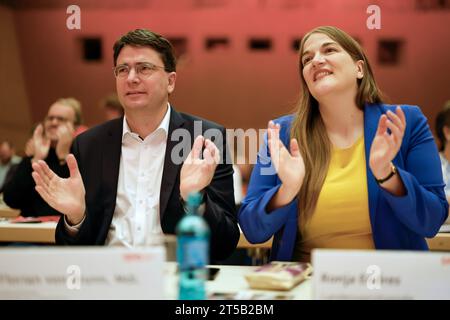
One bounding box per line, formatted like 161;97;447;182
122;103;171;140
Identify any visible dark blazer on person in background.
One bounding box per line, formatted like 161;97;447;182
4;149;68;217
55;107;240;262
0;163;19;194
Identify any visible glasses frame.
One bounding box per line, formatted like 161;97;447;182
112;62;166;79
44;115;70;123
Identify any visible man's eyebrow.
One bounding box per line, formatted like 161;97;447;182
302;42;338;58
116;61;154;66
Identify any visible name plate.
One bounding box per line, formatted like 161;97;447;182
0;247;165;299
312;249;450;299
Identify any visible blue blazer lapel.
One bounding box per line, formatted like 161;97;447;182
364;104;382;231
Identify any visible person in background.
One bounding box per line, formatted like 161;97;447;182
434;100;450;224
23;98;86;157
0;141;21;193
239;26;448;262
64;97;88;136
100;93;124;121
3;98;79;216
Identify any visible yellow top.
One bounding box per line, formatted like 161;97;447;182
294;135;375;262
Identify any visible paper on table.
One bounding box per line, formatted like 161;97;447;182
244;261;312;291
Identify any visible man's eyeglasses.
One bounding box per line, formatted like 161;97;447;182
45;115;69;123
113;62;166;78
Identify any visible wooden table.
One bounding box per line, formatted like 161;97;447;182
238;231;450;252
0;206;20;218
238;233;273;249
0;218;448;252
0;220;56;243
427;232;450;251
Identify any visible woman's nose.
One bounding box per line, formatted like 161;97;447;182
311;53;325;68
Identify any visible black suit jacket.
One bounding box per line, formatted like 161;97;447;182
4;149;69;217
55;108;240;261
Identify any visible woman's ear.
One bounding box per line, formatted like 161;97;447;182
356;60;364;79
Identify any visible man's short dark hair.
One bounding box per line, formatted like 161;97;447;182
113;29;176;72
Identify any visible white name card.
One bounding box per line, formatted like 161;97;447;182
312;249;450;299
0;247;166;299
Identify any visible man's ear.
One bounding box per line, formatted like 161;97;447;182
167;72;176;94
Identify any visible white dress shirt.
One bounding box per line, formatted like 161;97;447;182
66;105;171;247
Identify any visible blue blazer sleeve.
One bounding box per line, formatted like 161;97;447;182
238;116;298;243
379;105;448;238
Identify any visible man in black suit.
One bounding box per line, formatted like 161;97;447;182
31;29;239;261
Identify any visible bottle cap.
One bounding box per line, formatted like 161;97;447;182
187;192;203;206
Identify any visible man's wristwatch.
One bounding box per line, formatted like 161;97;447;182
375;163;397;185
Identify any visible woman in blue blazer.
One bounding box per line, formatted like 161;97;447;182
238;26;448;262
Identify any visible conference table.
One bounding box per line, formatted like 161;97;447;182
0;220;57;243
1;202;450;252
0;205;20;218
164;262;311;300
0;217;449;253
1;205;448;300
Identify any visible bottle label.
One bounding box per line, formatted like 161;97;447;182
178;237;208;270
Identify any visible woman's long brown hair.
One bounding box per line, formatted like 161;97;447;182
291;26;383;224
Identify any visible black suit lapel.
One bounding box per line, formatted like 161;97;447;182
160;108;186;219
102;118;123;218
